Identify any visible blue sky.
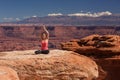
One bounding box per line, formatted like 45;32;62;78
0;0;120;22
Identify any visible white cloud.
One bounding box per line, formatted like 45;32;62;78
68;11;112;17
3;17;21;22
23;16;30;19
32;15;37;17
96;11;112;16
16;18;21;21
48;13;63;16
3;17;14;22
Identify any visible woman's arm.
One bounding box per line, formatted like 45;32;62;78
43;25;49;33
41;25;49;39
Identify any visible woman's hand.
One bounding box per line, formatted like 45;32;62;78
42;25;46;30
42;25;49;33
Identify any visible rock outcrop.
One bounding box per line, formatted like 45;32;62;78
0;50;98;80
0;66;19;80
61;34;120;80
61;34;120;58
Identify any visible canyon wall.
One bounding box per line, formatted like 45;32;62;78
0;25;120;51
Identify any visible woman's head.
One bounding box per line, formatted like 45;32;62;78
41;32;47;40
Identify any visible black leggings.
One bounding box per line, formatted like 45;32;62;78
35;50;49;54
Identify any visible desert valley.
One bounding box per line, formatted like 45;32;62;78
0;12;120;80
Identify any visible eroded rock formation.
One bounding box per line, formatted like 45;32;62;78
0;66;19;80
61;34;120;80
0;50;98;80
61;34;120;58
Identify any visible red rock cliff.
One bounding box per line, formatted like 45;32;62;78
61;34;120;80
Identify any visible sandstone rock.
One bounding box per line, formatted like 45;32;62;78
0;66;19;80
61;34;120;58
61;34;120;80
95;66;107;80
0;50;98;80
95;57;120;80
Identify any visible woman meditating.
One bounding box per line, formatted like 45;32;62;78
35;25;49;54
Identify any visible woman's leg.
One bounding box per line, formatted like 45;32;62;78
41;50;49;54
35;50;41;54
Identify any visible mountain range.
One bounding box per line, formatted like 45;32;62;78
14;14;120;26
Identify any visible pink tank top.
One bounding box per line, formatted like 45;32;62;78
41;40;48;50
